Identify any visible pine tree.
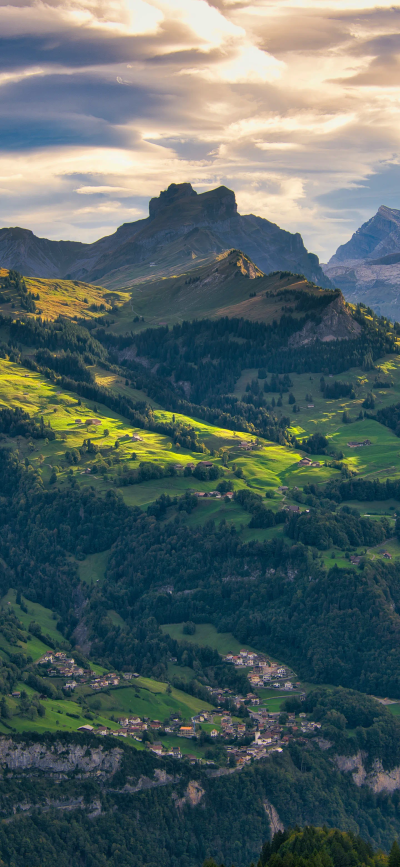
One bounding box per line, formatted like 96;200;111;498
389;840;400;867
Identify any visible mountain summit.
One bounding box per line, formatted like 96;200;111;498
329;205;400;264
323;205;400;319
0;183;330;289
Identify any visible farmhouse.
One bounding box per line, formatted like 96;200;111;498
347;439;372;448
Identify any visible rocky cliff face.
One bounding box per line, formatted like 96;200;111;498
324;206;400;319
288;296;362;346
0;183;330;290
336;751;400;794
0;737;122;778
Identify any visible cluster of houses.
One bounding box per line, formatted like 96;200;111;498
80;705;323;766
225;649;300;692
37;652;139;691
225;710;322;765
77;705;322;766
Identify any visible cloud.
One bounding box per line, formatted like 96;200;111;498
0;0;400;259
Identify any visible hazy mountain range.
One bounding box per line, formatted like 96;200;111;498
0;183;331;290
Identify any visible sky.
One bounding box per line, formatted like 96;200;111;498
1;0;400;260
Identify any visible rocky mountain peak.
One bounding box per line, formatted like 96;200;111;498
377;204;400;223
329;205;400;264
149;183;197;219
148;183;237;225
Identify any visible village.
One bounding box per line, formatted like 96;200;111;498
36;650;137;690
224;648;302;693
33;649;318;766
76;704;322;766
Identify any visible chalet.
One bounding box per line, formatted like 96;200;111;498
78;724;94;732
178;726;195;738
285;504;300;512
132;434;143;441
198;461;213;468
210;729;219;738
347;440;372;448
383;552;392;559
298;457;312;467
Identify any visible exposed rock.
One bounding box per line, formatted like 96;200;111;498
110;770;177;794
329;206;400;264
0;738;122;778
336;751;400;793
289;296;361;346
264;800;284;834
175;780;205;809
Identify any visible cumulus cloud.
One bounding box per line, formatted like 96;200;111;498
0;0;400;257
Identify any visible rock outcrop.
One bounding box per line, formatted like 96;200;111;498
0;738;122;778
336;751;400;793
264;800;284;834
175;780;205;809
289;296;362;346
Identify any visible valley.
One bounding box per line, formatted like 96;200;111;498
2;191;400;863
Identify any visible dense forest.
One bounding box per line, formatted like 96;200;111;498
2;448;400;696
254;826;393;867
3;723;400;865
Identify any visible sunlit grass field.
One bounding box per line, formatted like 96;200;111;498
160;623;258;656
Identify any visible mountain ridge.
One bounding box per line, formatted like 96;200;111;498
0;182;331;290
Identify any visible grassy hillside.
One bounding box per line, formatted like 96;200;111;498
0;268;129;321
103;252;340;332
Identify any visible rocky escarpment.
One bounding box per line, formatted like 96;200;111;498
289;296;362;346
0;737;122;778
336;751;400;793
